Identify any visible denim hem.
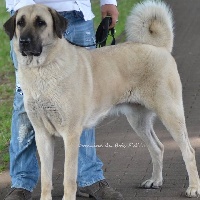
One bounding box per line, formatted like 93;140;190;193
78;176;105;187
11;184;35;192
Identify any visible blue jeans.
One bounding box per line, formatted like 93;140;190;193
10;10;104;192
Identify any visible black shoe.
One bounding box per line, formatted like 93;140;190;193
4;188;32;200
77;179;124;200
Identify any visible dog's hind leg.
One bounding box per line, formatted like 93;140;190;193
154;99;200;197
62;127;82;200
35;129;55;200
125;104;164;189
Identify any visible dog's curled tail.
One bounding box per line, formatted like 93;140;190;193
125;0;174;53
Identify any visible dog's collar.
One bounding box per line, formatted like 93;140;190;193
66;16;115;48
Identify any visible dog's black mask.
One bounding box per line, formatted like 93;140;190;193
19;33;42;57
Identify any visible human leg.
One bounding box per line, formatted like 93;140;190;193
4;42;39;200
59;11;105;186
10;41;39;191
59;11;123;199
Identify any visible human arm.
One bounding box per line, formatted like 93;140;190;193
100;0;119;28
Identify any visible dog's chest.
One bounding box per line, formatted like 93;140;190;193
20;66;70;134
26;96;64;134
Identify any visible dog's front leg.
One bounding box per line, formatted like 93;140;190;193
62;128;82;200
35;129;55;200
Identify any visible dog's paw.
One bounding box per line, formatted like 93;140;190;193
140;179;162;189
186;186;200;198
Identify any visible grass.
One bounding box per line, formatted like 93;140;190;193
0;0;14;172
0;0;139;172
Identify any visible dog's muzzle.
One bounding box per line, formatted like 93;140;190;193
19;37;42;57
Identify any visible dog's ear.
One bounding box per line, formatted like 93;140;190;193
48;8;68;39
3;11;18;40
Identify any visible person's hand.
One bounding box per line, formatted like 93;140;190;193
101;4;119;28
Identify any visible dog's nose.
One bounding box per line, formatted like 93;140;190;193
19;37;31;46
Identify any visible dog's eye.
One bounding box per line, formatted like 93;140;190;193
36;20;46;27
17;20;25;27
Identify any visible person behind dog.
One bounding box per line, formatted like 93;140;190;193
4;0;122;200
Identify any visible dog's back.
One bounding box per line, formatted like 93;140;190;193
125;0;173;53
